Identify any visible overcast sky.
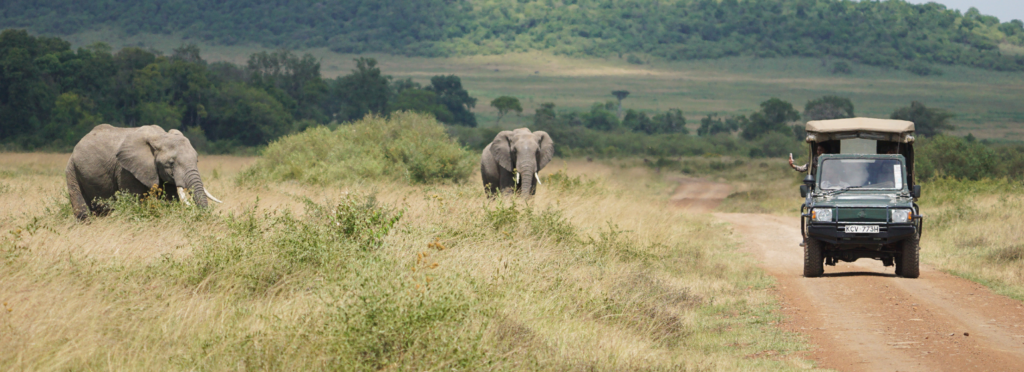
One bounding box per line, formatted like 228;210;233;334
904;0;1024;23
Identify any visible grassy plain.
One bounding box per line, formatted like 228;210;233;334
0;153;818;370
61;29;1024;140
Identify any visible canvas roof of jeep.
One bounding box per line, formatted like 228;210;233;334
806;118;914;134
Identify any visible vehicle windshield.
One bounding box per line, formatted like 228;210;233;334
819;158;903;190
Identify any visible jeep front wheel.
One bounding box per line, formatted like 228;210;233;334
897;235;920;279
803;238;824;277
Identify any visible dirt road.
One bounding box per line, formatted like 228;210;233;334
668;177;732;212
672;179;1024;371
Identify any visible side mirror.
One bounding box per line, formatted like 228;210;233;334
803;174;815;190
912;185;921;198
800;185;808;198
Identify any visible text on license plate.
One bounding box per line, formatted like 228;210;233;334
845;225;879;234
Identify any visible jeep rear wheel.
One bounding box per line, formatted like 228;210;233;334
897;235;920;278
803;238;824;277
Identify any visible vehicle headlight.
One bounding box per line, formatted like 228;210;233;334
891;209;913;223
812;208;833;222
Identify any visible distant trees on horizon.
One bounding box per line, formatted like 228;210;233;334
0;30;479;151
1;0;1023;73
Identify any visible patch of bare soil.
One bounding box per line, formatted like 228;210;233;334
715;213;1024;372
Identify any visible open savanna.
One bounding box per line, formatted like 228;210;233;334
702;156;1024;303
0;152;815;370
59;29;1024;140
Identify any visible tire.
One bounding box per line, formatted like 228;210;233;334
803;238;824;277
897;235;920;278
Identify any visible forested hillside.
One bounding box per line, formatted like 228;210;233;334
2;0;1024;72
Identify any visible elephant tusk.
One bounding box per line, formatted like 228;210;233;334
177;187;192;206
205;189;223;204
535;172;541;185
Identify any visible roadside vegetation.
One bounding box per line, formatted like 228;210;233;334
0;124;813;370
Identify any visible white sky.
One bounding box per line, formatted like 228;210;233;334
904;0;1024;23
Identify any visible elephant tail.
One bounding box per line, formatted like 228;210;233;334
66;158;90;221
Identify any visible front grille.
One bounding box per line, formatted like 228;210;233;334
837;208;887;223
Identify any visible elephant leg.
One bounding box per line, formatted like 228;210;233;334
65;160;90;221
498;169;516;195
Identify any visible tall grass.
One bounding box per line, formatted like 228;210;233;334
0;154;811;370
239;112;476;185
915;177;1024;300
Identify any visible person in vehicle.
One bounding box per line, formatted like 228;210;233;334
790;144;826;172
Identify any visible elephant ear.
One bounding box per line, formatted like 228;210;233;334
489;131;515;172
534;131;554;170
116;127;164;188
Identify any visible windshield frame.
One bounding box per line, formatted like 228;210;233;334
815;154;907;192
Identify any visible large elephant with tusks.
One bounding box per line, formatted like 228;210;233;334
481;128;554;198
66;124;221;220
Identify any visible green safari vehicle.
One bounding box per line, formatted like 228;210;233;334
799;118;924;278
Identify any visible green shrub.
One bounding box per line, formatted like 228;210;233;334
239;112;475;185
178;193;403;295
544;170;599;193
916;135;998;180
96;187;211;223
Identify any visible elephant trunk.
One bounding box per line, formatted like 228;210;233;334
519;169;536;198
183;170;209;208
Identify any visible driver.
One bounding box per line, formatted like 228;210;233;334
819;167;846;189
867;145;899;187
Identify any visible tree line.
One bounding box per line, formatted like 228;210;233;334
0;30;477;151
3;0;1024;73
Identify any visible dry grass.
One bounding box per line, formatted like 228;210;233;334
0;153;812;371
914;178;1024;300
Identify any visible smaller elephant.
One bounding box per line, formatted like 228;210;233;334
481;128;554;197
66;124;221;220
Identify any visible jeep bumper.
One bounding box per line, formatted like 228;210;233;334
807;223;917;246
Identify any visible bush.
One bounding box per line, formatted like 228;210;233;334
906;61;943;76
916;135;998;181
239;112;475;185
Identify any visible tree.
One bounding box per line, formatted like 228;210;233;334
490;96;522;125
804;96;855;121
534;102;557;126
742;98;800;140
622;109;652;133
389;89;453;123
698;114;739;136
248;50;328;123
890;101;954;137
583;102;620;131
427;75;477;127
611;90;630;119
327;57;392;122
203;82;293;146
651;109;688;134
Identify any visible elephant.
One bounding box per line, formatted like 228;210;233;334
481;128;554;197
65;124;221;220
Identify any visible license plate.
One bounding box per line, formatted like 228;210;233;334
845;225;879;234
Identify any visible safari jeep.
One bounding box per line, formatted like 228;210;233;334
799;118;923;278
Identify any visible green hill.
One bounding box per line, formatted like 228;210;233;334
3;0;1024;72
